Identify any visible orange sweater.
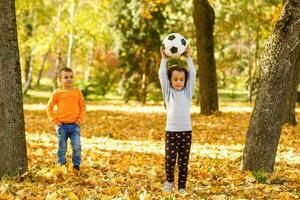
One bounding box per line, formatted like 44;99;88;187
47;88;85;124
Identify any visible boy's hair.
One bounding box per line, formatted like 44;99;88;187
58;67;73;78
167;65;189;87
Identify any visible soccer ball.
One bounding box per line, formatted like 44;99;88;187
162;33;188;58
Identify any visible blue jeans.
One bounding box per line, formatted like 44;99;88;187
56;123;81;167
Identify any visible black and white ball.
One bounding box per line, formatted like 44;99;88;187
162;33;188;58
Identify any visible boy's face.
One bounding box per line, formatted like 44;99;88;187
59;71;73;89
171;70;185;90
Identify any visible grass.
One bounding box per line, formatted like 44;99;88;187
23;83;253;105
218;88;252;102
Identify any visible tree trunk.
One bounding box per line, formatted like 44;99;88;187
23;10;33;91
284;3;300;125
84;39;94;82
24;49;32;86
23;56;35;95
67;32;73;68
283;52;300;126
36;52;49;87
193;0;219;115
0;0;28;177
53;53;61;90
52;0;62;89
242;0;300;173
66;0;77;68
141;72;147;104
248;25;260;103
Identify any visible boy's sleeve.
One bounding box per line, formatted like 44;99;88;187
158;58;170;101
47;91;59;124
185;57;197;100
75;90;85;124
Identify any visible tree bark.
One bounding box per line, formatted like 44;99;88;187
52;0;62;89
0;0;28;177
23;11;37;94
283;54;300;126
23;10;33;92
141;72;147;104
84;39;94;82
66;0;78;69
36;52;49;87
242;0;300;173
24;49;32;86
193;0;219;115
23;56;34;95
248;25;260;103
53;53;61;90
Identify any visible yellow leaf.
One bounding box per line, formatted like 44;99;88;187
45;192;58;200
68;192;79;200
208;194;227;200
288;172;298;180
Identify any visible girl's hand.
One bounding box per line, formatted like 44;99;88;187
160;46;168;59
183;46;191;58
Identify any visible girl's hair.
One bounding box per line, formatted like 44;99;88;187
167;65;189;87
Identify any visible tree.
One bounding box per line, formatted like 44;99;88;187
35;51;49;87
193;0;219;115
212;0;282;101
242;0;300;173
0;0;28;177
117;0;168;103
66;0;79;69
282;47;300;126
52;0;62;89
282;62;300;126
22;9;34;95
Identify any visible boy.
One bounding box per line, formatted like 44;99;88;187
47;67;85;171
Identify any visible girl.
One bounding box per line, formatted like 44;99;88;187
158;46;196;195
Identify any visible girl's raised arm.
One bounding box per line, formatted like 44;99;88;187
158;47;170;101
184;48;196;100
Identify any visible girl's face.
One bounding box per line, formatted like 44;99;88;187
171;70;185;90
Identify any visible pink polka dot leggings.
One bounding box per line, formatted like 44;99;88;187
165;131;192;189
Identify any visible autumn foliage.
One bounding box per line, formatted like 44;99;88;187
1;102;300;199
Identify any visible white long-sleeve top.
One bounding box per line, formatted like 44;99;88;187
158;57;196;131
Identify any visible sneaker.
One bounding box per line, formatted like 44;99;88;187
73;166;81;176
164;181;174;193
178;188;187;196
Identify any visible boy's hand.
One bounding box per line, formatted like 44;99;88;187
183;46;191;58
160;46;168;59
56;122;62;126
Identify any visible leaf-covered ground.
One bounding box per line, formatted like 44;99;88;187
2;102;300;199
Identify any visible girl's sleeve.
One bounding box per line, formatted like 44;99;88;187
185;57;197;100
75;89;85;124
47;92;59;124
158;58;170;101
